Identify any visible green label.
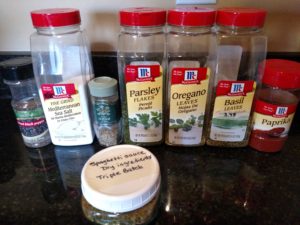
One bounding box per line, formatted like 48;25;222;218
14;108;44;119
94;101;120;124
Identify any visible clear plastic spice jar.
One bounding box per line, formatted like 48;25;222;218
81;145;161;225
165;7;216;147
249;59;300;152
206;8;267;147
88;77;122;146
30;8;94;146
1;57;51;148
117;8;166;146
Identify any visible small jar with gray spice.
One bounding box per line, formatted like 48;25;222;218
88;76;122;146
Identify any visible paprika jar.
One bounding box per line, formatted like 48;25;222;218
117;8;166;146
206;8;267;147
165;7;216;147
81;145;161;225
249;59;300;152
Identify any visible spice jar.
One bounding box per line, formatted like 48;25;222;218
249;59;300;152
88;77;122;146
30;8;94;146
165;7;216;147
81;145;161;225
117;8;166;146
1;57;51;148
206;8;267;147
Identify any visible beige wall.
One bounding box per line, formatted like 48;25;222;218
0;0;299;52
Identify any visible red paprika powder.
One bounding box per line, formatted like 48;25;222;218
249;59;300;152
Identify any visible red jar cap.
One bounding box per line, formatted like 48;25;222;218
119;7;166;26
31;8;81;27
262;59;300;89
167;7;216;26
216;8;266;27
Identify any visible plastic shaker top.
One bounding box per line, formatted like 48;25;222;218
0;57;34;82
119;7;166;26
88;76;118;98
216;7;267;27
262;59;300;90
31;8;81;28
168;7;216;27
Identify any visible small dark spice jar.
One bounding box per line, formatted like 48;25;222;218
249;59;300;152
81;144;161;225
88;76;122;147
1;57;51;148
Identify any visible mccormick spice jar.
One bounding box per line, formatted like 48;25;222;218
30;8;94;146
88;77;122;146
117;8;166;146
81;145;161;225
1;57;51;148
249;59;300;152
165;7;216;147
206;8;267;147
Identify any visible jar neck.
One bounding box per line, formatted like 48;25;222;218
120;25;165;35
167;25;212;35
4;79;38;100
216;25;262;35
35;24;81;35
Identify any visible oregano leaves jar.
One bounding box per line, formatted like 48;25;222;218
88;76;122;146
81;145;161;225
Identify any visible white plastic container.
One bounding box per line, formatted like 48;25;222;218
81;145;161;224
30;8;94;146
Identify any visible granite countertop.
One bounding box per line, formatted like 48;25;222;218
0;108;300;225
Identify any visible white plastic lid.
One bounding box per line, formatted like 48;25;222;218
81;145;161;213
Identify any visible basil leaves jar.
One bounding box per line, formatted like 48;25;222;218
81;145;161;225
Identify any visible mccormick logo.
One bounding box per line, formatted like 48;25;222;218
53;86;67;96
230;83;245;94
138;68;151;78
275;107;288;117
184;70;198;81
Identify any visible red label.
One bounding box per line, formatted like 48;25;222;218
125;65;161;83
216;80;255;97
41;83;77;100
171;68;207;85
254;99;297;118
17;118;46;127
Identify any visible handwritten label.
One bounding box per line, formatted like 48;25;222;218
89;151;152;180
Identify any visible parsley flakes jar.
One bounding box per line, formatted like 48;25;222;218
81;145;161;225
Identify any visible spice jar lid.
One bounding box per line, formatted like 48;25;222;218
120;7;166;26
262;59;300;89
216;8;267;27
0;57;34;82
81;145;161;213
31;8;81;28
167;7;216;27
88;76;118;98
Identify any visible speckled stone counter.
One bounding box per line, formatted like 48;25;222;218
0;122;300;225
1;53;300;225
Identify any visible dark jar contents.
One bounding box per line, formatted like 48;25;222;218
249;59;300;152
81;145;161;225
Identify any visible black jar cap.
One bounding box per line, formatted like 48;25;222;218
0;57;34;81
